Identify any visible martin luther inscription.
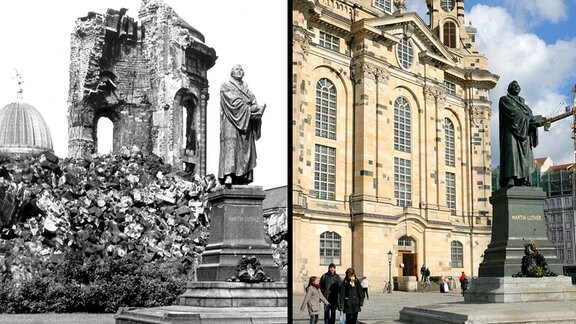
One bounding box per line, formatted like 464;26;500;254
511;215;542;221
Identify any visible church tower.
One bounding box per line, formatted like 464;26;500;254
427;0;476;52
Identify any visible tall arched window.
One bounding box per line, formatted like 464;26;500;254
315;78;337;140
443;21;457;48
444;118;455;167
451;240;463;268
320;231;341;266
394;97;411;153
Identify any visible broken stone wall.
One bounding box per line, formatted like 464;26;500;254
68;0;216;175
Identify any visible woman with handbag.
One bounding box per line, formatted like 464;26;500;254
338;268;364;324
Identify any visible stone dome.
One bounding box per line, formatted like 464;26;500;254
0;102;53;155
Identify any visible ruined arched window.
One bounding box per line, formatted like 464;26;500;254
443;21;457;48
96;117;113;154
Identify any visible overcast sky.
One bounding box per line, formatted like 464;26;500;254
409;0;576;168
0;0;287;190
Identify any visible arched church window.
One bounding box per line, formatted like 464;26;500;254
315;78;336;140
451;241;463;268
320;231;341;266
394;97;411;152
443;21;457;48
444;118;455;167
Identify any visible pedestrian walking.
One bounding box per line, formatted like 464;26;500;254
423;267;430;283
459;271;469;296
320;263;342;324
361;276;369;300
301;276;330;324
420;265;426;282
339;268;364;324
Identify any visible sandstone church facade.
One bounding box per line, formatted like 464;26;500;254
293;0;499;292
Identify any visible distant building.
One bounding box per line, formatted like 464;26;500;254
0;102;53;156
542;162;576;266
67;0;216;175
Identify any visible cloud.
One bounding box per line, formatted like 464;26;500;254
505;0;568;24
408;1;429;22
468;5;576;166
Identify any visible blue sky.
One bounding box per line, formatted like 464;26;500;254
410;0;576;167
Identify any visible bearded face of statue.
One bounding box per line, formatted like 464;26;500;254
230;65;245;81
508;81;521;96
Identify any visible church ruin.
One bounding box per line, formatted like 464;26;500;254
67;0;216;175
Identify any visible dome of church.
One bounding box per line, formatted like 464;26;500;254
0;102;53;155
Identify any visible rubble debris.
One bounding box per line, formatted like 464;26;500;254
0;147;212;281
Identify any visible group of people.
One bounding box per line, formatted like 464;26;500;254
300;263;366;324
421;264;469;296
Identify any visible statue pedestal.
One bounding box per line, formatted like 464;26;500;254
478;187;562;277
115;186;287;323
197;186;279;282
399;187;576;323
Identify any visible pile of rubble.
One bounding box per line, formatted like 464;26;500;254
0;147;216;281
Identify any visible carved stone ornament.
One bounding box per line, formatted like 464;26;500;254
424;85;445;101
293;25;311;56
353;63;389;83
228;255;272;283
513;240;557;278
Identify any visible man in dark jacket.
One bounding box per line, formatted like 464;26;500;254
320;263;341;324
338;268;364;324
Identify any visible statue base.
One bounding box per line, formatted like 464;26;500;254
464;276;576;303
400;300;576;323
478;186;563;277
179;281;287;307
197;185;280;282
114;185;287;323
115;305;287;324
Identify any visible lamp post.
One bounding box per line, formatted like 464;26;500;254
387;250;393;293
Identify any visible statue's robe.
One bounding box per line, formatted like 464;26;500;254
217;79;261;184
498;94;542;188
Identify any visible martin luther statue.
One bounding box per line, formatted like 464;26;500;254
499;81;544;188
218;65;266;185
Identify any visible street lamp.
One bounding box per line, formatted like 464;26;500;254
387;250;393;293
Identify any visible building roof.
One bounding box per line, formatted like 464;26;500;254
263;186;287;211
534;157;548;168
546;162;576;172
0;102;53;154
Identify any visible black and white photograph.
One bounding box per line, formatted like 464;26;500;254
0;0;287;323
